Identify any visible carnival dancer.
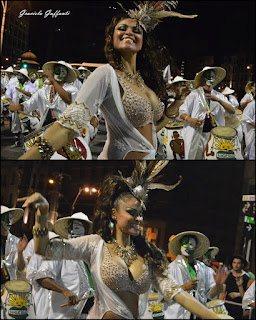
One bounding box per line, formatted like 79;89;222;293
5;68;38;148
33;212;93;319
240;82;255;111
21;161;223;319
19;1;198;160
164;231;228;319
179;66;235;159
241;100;255;160
9;60;78;130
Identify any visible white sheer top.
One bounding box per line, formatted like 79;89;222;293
44;234;182;319
57;64;159;159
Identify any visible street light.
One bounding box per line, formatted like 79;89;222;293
71;187;98;214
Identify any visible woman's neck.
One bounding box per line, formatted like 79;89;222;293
121;55;137;75
114;228;131;248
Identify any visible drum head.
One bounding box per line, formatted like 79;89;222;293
235;109;242;116
225;116;240;129
5;280;31;293
206;299;224;308
166;120;184;129
211;126;237;138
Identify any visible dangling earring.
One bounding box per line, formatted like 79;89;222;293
108;220;114;235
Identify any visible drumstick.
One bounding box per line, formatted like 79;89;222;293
224;300;243;307
60;293;94;307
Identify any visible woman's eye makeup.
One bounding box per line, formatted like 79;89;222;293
117;25;141;34
127;209;143;217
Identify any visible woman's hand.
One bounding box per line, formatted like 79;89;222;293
19;192;49;216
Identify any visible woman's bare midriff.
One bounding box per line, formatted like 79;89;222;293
124;123;153;159
102;291;139;319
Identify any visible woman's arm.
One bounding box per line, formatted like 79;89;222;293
173;291;221;319
20;193;50;255
19;122;76;159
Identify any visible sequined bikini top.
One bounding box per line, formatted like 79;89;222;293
100;244;151;295
117;73;165;128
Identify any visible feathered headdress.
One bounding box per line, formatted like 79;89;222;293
117;1;198;32
119;160;182;209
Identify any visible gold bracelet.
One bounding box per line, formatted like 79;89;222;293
35;136;55;160
185;115;189;121
32;226;49;237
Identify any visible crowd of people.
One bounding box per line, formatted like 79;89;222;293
1;160;255;319
1;1;254;160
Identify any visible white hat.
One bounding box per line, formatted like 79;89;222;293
168;76;189;85
1;205;24;225
168;231;210;258
42;60;77;83
17;68;30;80
4;66;14;73
207;246;219;259
53;212;93;239
222;87;235;95
194;66;226;89
49;231;59;240
78;66;87;71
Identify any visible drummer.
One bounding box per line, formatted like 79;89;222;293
34;212;94;319
1;205;27;285
179;66;235;159
9;60;79;129
240;81;255;111
164;231;229;319
5;68;37;148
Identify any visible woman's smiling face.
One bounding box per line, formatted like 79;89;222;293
113;18;143;55
112;195;143;237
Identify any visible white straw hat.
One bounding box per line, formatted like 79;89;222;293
168;231;210;258
42;60;77;83
17;68;30;80
1;205;24;225
222;87;235;95
194;66;226;89
73;68;80;78
4;66;14;73
49;231;59;240
53;212;93;239
207;246;219;259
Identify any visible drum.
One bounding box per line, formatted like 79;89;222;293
204;126;243;160
206;300;229;315
2;280;35;319
157;120;185;160
225;115;243;143
24;123;92;160
235;109;243;121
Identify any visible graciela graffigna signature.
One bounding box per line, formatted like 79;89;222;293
18;9;71;19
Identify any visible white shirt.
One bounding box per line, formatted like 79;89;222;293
22;83;78;126
164;255;216;319
34;259;91;319
179;87;232;159
242;280;255;309
241;100;255;159
1;232;20;281
5;81;36;104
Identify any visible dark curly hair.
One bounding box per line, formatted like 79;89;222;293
104;13;169;101
93;174;169;271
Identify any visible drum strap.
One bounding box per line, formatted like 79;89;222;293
19;83;26;103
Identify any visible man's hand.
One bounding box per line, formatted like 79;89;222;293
43;71;55;84
184;278;198;290
17;234;28;252
63;289;79;305
205;93;219;102
213;266;230;288
235;276;243;287
188;117;204;128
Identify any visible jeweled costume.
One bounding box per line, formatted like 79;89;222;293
43;234;183;319
57;64;164;160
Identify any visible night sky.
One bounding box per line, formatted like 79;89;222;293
16;0;255;68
